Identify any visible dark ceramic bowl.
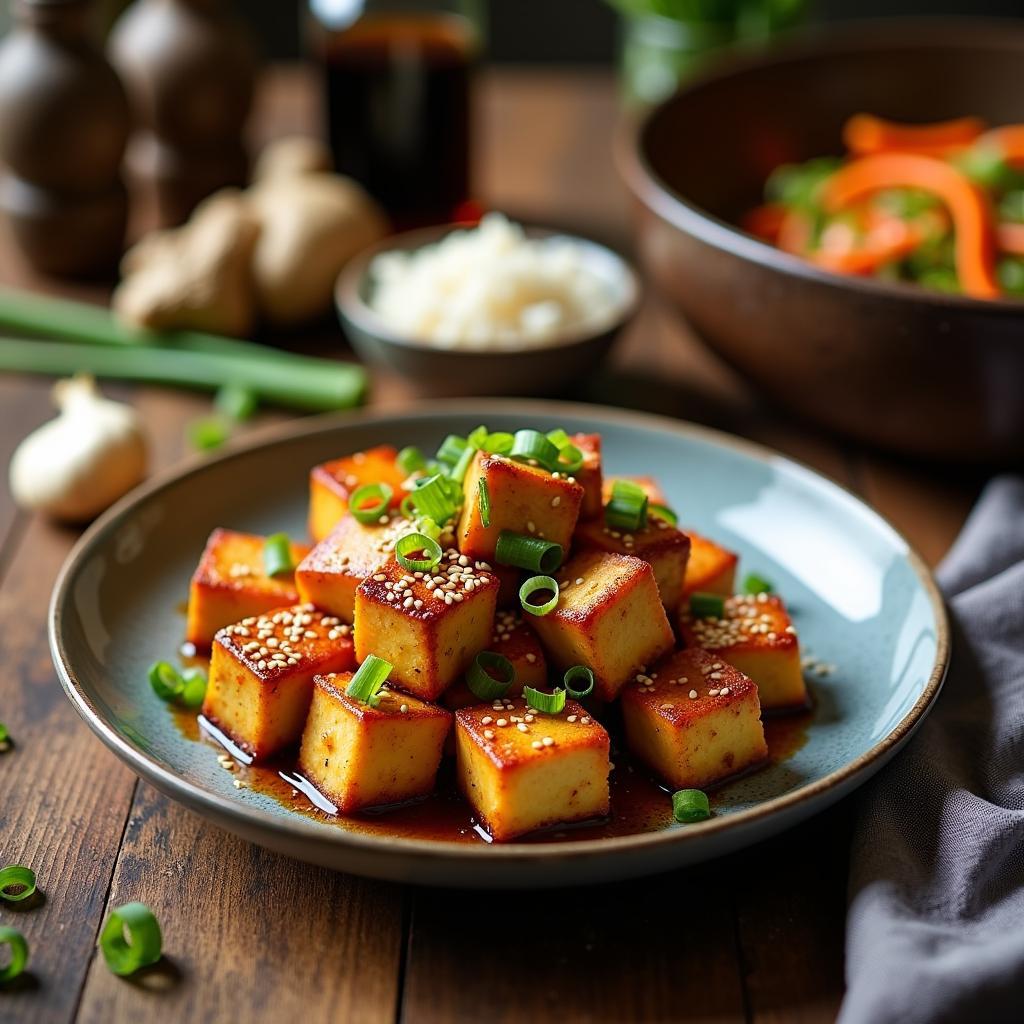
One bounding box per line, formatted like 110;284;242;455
618;20;1024;461
336;224;639;397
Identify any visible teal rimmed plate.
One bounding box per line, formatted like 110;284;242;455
49;400;949;888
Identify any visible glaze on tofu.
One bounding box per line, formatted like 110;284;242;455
571;433;604;520
681;530;739;599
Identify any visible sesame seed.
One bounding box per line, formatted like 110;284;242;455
567;714;578;722
709;688;720;696
517;722;528;732
481;716;493;725
660;702;672;709
496;718;508;727
551;496;561;507
689;689;698;699
542;736;554;746
575;577;584;585
484;730;495;740
720;687;731;696
531;740;542;749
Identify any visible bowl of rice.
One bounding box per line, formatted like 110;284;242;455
336;214;640;396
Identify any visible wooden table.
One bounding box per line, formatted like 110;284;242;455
0;68;986;1024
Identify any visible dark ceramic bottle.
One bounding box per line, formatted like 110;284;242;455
0;0;130;277
108;0;256;225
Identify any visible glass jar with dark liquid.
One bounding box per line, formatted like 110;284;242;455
309;0;482;229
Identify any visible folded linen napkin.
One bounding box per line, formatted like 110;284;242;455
841;476;1024;1024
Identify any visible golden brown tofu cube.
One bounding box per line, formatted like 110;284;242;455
298;673;451;812
601;475;668;506
574;515;691;613
308;445;408;542
296;511;428;623
456;452;584;562
354;551;499;700
679;593;808;711
202;604;356;760
185;528;311;649
530;550;674;702
682;530;739;599
621;648;768;789
572;433;604;520
455;697;610;841
492;563;523;609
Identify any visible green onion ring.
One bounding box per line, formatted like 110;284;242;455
400;494;418;519
672;789;711;823
148;661;183;701
509;429;559;470
481;431;514;455
346;654;393;707
649;503;678;526
519;575;559;617
605;480;648;531
547;429;585;473
689;592;726;619
262;531;296;577
448;444;476;483
496;531;563;574
397;446;427;475
99;903;163;976
563;665;595;700
407;473;458;523
742;573;774;595
349;483;394;526
435;434;468;467
0;866;36;904
215;383;258;422
467;651;515;701
478;478;491;528
179;668;207;709
0;926;28;984
466;425;489;449
395;532;442;572
524;685;567;714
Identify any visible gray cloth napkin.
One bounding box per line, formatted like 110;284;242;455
841;475;1024;1024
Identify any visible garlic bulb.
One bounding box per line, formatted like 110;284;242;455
9;376;147;522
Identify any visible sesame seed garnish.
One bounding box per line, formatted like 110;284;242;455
517;722;528;733
709;688;720;696
481;716;493;725
567;714;578;723
660;702;672;709
496;718;508;727
720;687;730;696
484;730;495;740
531;740;542;749
542;736;554;746
689;689;698;699
400;704;409;713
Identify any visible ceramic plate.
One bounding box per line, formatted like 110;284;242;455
49;400;948;888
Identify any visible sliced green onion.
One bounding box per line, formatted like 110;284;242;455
563;665;595;700
349;483;393;525
395;532;442;572
467;651;515;700
435;434;468;466
263;532;295;577
690;592;726;619
0;722;10;751
448;444;476;483
99;903;163;976
148;661;183;701
466;424;489;449
397;446;427;475
0;866;36;904
481;431;514;454
478;478;491;528
407;473;458;523
547;429;584;473
187;415;229;452
649;503;678;526
509;429;559;470
606;479;648;531
0;927;28;984
519;575;559;617
414;516;442;542
546;428;571;448
524;685;566;714
179;668;208;709
215;383;258;422
742;573;774;595
400;494;418;519
672;789;711;823
346;654;392;707
495;531;563;573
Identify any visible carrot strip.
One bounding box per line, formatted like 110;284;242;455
843;114;985;157
822;153;1000;298
812;216;922;275
742;203;787;242
976;125;1024;166
997;222;1024;255
776;209;812;256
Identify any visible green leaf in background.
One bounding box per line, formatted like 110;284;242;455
999;190;1024;223
997;258;1024;296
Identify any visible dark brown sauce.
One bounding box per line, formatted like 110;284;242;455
171;645;813;843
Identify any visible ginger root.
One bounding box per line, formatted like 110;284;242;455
113;190;260;337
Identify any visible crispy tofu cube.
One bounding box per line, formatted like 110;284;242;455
309;445;408;542
530;551;674;702
202;604;355;760
185;528;311;649
621;648;767;789
492;563;523;609
354;550;499;700
455;697;610;841
572;433;604;519
456;452;584;561
296;511;424;623
298;674;451;812
574;516;691;613
602;475;668;506
679;593;808;711
682;530;739;598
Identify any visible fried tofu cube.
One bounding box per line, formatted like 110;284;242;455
682;530;738;598
530;551;674;702
679;592;808;711
296;511;418;623
574;516;691;613
354;550;499;700
493;563;523;609
602;475;668;506
455;697;610;841
621;648;767;789
202;604;355;760
298;674;451;812
456;452;584;561
185;528;311;649
309;445;408;542
572;433;604;519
